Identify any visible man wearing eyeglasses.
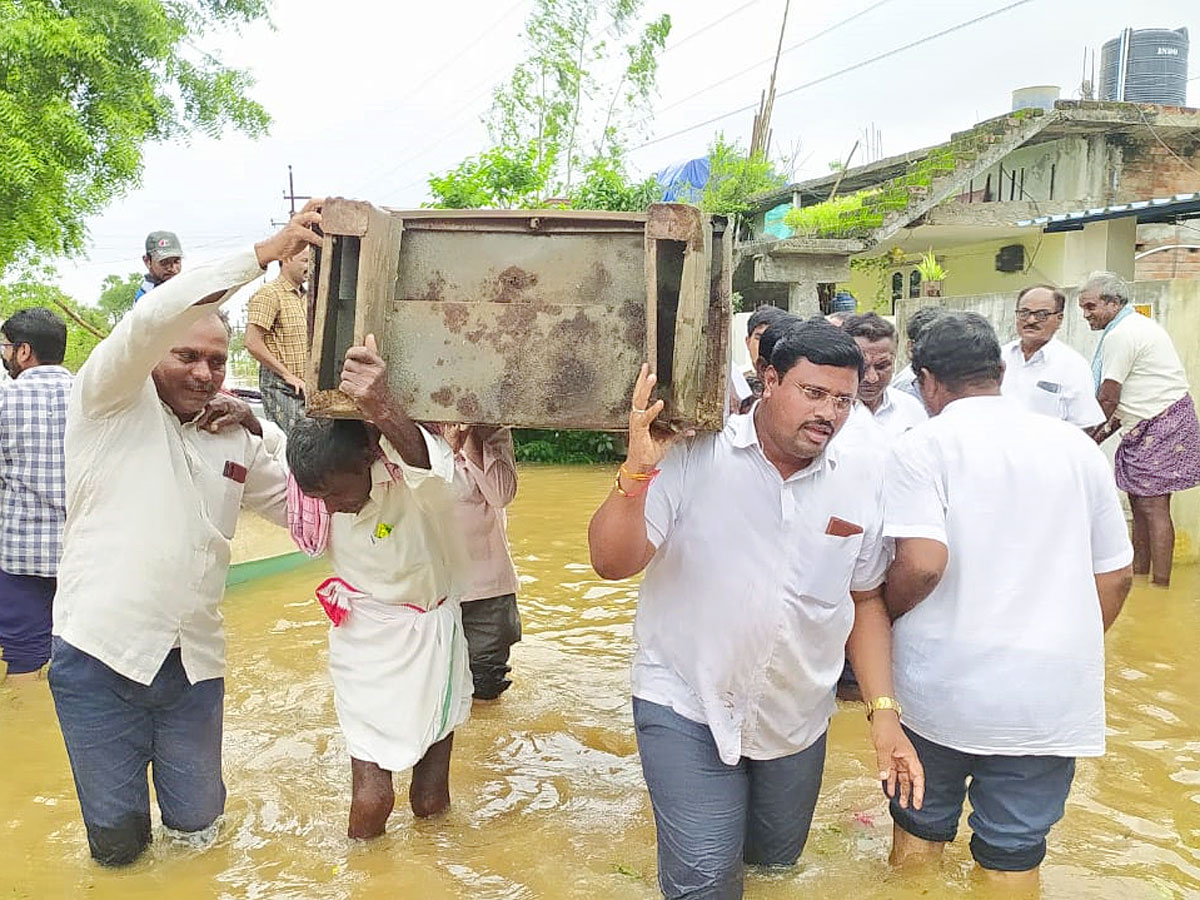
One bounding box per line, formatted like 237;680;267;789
588;321;923;900
1000;285;1103;428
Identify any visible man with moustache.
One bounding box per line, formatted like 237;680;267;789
48;205;322;867
1001;285;1102;428
588;321;923;899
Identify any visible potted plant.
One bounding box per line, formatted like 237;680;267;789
917;249;947;297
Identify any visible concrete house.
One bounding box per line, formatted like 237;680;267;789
736;98;1200;315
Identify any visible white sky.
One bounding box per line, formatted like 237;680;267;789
50;0;1197;312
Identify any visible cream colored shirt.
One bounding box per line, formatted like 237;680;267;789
453;429;520;603
327;430;464;608
1099;311;1190;426
54;249;289;685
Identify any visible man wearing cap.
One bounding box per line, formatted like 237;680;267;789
135;231;184;302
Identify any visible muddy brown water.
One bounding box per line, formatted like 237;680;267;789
2;465;1198;898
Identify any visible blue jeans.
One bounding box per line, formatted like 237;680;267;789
889;725;1076;872
48;637;226;866
633;697;827;900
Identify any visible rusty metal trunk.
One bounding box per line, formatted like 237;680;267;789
306;199;731;431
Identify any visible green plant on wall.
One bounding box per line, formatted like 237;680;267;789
776;110;1043;241
916;249;947;281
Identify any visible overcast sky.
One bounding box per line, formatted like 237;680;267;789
50;0;1197;309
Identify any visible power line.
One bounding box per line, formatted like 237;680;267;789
358;2;779;201
632;0;1039;152
652;0;898;121
661;0;768;56
343;1;527;197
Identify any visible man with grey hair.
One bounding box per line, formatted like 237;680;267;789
1079;271;1200;586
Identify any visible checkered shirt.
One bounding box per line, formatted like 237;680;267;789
0;366;72;576
246;275;308;381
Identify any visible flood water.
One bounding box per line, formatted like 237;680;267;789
2;464;1199;898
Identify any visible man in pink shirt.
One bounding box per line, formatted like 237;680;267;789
439;425;521;700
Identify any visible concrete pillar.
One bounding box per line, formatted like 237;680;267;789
787;280;821;317
1060;218;1136;285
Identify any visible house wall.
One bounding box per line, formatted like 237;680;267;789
957;136;1095;203
1136;223;1200;281
839;234;1073;313
895;279;1200;563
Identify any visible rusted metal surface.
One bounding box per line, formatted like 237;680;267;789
308;198;730;431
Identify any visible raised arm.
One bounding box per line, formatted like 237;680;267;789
339;333;430;471
77;204;322;418
588;364;685;581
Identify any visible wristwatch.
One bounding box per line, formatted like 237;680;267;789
865;696;902;721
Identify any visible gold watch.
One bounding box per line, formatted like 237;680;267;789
865;696;902;721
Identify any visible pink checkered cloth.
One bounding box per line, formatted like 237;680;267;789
286;474;331;557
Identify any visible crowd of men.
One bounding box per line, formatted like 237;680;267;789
1;201;1198;898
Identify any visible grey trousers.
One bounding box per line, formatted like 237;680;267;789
258;367;305;436
633;697;827;900
459;593;521;700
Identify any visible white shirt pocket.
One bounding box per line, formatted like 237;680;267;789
798;532;862;608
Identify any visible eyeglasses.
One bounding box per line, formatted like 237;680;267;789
1015;309;1061;322
788;380;855;414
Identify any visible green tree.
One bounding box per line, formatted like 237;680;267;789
0;0;272;276
428;0;670;209
96;272;141;329
0;281;106;371
699;133;787;217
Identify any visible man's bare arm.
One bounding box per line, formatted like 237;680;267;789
1096;565;1133;631
883;537;948;620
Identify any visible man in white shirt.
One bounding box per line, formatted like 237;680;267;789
884;312;1133;890
841;313;927;438
1001;285;1103;428
1080;271;1200;587
47;206;321;867
286;335;472;839
589;322;923;900
891;306;944;402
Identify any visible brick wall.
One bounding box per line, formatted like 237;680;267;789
1135;223;1200;281
1119;139;1200;200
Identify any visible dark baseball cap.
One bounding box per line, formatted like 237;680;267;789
145;231;183;261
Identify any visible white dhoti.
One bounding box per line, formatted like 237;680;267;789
327;595;472;773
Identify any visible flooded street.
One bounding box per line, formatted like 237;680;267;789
2;464;1199;899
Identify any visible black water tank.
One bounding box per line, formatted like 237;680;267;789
1100;27;1189;105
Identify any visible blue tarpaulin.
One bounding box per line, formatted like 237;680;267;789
656;157;710;202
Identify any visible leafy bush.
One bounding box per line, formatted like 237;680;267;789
513;429;621;464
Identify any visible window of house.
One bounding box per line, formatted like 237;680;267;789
892;272;904;301
909;269;922;298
